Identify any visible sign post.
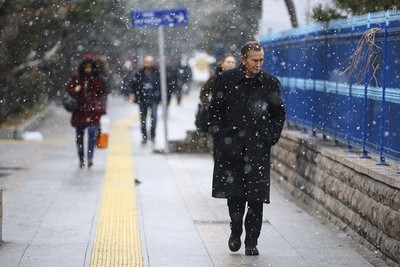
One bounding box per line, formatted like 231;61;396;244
157;26;168;152
131;9;189;153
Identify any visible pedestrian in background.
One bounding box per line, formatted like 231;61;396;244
196;54;236;133
65;56;107;169
166;58;179;106
120;60;135;99
177;60;192;97
95;54;111;96
209;41;286;256
129;55;161;144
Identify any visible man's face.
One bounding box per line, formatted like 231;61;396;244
144;56;154;70
240;49;264;78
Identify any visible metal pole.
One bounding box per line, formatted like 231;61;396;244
360;22;371;159
345;25;355;153
377;15;389;165
158;26;169;153
360;67;371;158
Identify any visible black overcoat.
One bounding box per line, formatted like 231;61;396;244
209;66;285;203
131;68;161;104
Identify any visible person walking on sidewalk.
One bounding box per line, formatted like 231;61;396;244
209;41;286;256
65;56;107;169
129;55;161;144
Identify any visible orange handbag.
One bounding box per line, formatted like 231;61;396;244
97;115;110;149
96;132;108;148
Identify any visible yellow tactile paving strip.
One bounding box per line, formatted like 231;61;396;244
91;117;142;267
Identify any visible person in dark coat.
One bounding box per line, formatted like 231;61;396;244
197;54;237;133
65;57;106;169
129;55;161;144
176;61;192;96
166;60;179;106
209;41;286;256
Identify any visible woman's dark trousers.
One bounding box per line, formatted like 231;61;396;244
75;125;98;163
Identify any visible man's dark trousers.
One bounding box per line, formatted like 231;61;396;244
228;196;263;247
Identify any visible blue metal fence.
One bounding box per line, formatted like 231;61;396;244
261;10;400;164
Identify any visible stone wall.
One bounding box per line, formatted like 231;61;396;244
271;129;400;266
169;131;213;153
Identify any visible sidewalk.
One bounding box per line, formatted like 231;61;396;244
0;89;387;266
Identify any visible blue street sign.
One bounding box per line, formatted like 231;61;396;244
132;8;189;28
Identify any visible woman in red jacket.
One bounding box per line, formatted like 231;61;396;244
65;57;106;169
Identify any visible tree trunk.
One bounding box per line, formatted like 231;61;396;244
284;0;298;28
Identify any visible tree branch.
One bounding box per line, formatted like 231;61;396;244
12;30;67;73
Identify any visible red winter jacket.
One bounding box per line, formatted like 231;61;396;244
65;73;106;127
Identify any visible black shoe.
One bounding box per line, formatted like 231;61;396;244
88;160;93;168
141;139;147;145
245;246;259;256
80;161;85;169
228;235;241;252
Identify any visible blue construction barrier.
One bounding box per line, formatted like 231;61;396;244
261;10;400;164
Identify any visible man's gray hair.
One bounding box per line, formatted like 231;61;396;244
241;41;263;58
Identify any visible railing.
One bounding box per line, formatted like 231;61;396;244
261;10;400;165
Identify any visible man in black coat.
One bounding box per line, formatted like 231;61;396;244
209;41;286;256
129;55;161;144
